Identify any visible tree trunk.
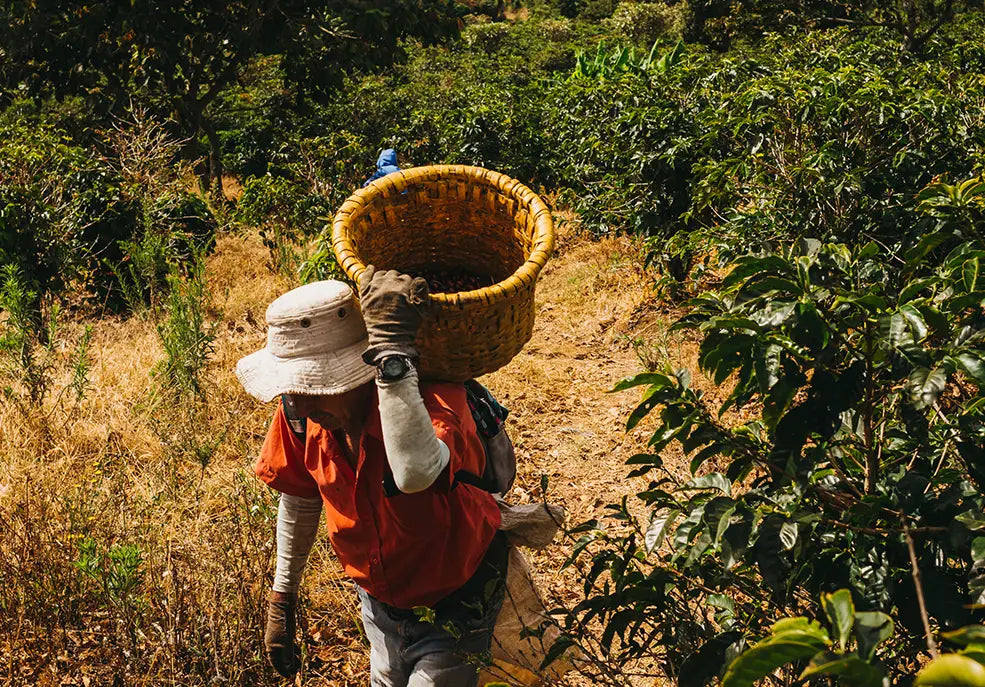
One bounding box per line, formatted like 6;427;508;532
201;116;225;201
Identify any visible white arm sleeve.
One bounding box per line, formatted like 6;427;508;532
271;493;323;594
377;367;451;493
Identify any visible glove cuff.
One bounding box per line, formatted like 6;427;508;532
269;590;297;605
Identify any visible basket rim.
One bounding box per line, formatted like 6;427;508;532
331;164;554;307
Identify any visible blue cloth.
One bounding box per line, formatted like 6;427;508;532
363;149;401;187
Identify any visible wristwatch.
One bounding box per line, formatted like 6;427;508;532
377;354;414;383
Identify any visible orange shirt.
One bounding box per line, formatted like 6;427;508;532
255;383;501;609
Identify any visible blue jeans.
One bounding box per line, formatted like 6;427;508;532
356;535;508;686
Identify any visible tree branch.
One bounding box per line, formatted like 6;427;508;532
902;517;939;659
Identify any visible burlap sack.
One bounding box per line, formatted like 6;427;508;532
480;547;581;686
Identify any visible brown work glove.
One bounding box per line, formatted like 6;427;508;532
264;590;300;678
357;265;429;365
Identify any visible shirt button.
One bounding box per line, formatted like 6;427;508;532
370;557;378;565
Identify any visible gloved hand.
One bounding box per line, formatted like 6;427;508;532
264;590;300;678
357;265;429;365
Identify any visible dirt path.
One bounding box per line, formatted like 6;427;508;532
480;228;677;685
485;228;659;529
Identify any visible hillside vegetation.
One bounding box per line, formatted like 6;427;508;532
2;1;985;685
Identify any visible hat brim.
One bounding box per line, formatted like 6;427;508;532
236;338;375;403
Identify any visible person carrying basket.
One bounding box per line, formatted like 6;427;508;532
236;268;507;686
363;148;402;187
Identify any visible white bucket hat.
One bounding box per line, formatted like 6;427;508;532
236;280;375;402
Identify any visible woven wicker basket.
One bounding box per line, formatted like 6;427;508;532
332;165;555;382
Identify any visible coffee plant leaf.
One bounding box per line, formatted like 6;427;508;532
721;618;829;687
749;300;796;328
679;631;744;687
644;508;680;553
703;496;738;548
915;654;985;686
539;634;576;672
965;647;985;667
899;278;937;304
799;651;886;685
626;385;662;430
854;611;894;662
955;352;985;385
906;366;948;410
899;304;929;342
963;257;980;294
779;521;798;551
610;372;675;392
943;626;985;646
971;539;985;606
956;511;985;532
821;589;855;651
682;473;731;495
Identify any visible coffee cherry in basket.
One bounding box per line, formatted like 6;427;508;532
414;270;495;294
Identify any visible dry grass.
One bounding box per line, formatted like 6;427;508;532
0;230;321;686
0;222;711;686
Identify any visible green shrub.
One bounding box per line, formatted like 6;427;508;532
721;599;985;687
148;192;217;258
99;108;220;312
235;174;329;236
214;55;291;178
0;264;93;419
539;18;985;290
235;174;334;282
538;17;575;41
0;117;139;299
553;180;985;681
113;193;217;313
115;227;173;314
546;41;701;238
464;21;512;51
153;253;218;403
606;1;685;43
74;537;145;612
552;0;584;18
688;27;985;257
580;0;619;20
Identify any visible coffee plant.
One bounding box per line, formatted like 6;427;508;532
0;114;138;300
551;174;985;683
721;593;985;686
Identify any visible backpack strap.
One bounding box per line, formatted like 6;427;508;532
382;468;402;497
465;380;508;438
380;381;514;497
456;380;515;494
452;469;493;491
281;395;308;443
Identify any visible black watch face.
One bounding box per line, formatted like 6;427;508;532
382;356;409;379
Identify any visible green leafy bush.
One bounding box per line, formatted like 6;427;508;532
214;55;292;178
607;1;685;43
104;109;219;312
0;265;93;424
552;176;985;682
464;21;512;52
113;192;217;313
153;253;219;403
546;40;700;242
688;26;985;255
234;174;334;283
722;602;985;687
147;192;217;257
0;117;139;298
